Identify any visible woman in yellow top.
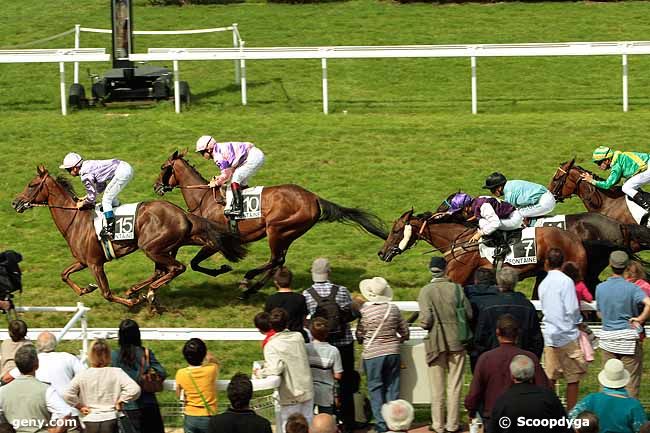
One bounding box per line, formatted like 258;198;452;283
175;338;219;433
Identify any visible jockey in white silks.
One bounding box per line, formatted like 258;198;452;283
195;135;265;217
59;152;134;239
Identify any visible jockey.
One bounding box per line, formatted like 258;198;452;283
195;135;265;217
447;192;523;244
581;146;650;211
59;152;133;240
483;172;556;219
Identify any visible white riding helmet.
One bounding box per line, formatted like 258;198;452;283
59;152;83;169
195;135;215;153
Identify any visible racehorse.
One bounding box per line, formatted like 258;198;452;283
378;209;588;297
549;158;639;225
154;150;388;298
12;166;247;310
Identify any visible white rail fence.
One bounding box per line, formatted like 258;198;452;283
131;41;650;114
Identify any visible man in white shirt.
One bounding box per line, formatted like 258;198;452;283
538;248;587;411
0;345;71;433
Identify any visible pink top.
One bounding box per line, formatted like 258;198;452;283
629;278;650;297
212;142;254;185
575;281;593;303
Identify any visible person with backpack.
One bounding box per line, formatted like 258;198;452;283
303;257;358;433
417;256;472;433
356;277;409;433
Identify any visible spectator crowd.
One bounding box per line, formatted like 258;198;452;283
2;251;650;433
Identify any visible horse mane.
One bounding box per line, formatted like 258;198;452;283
179;156;208;183
574;165;626;198
55;175;78;200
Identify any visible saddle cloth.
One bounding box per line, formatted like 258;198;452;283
225;186;264;220
532;214;567;231
93;202;139;241
479;227;537;265
625;196;649;226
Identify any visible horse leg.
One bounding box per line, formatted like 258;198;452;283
124;263;166;298
190;246;233;277
61;261;97;296
87;263;139;307
142;252;187;306
240;230;292;299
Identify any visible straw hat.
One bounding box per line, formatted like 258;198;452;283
359;277;393;303
598;359;630;389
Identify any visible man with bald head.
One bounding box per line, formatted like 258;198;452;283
310;413;337;433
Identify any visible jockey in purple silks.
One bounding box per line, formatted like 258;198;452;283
195;135;265;218
447;192;523;244
60;152;133;240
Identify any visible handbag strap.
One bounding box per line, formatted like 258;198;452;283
186;368;216;416
366;303;392;349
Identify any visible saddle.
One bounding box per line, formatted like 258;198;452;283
482;229;523;263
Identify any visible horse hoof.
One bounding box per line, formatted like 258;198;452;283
238;289;254;301
220;264;233;273
147;291;156;304
82;284;98;295
238;279;250;290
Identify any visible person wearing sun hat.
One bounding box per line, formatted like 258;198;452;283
569;359;647;433
581;146;650;211
356;277;409;433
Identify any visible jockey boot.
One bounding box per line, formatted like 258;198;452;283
225;183;244;218
632;191;650;212
100;211;115;240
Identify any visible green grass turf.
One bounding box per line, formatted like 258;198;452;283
3;0;650;421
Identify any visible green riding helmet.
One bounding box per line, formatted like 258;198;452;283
592;146;614;163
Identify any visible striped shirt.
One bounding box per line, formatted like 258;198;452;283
212;142;253;170
303;282;354;347
356;303;409;360
598;329;639;355
79;159;121;206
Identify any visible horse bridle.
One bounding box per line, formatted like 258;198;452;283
158;158;224;212
19;174;80;235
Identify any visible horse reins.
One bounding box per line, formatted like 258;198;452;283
21;175;80;236
162;159;225;212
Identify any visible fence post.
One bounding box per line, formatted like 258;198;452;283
322;58;328;115
59;62;67;116
79;302;89;364
240;41;247;106
471;55;477;115
233;23;241;85
74;24;81;84
174;60;181;114
622;53;629;113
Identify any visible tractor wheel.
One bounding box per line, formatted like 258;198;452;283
153;79;169;100
92;81;107;100
178;81;191;106
68;84;86;109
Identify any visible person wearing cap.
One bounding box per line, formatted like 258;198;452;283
195;136;265;218
446;192;523;253
356;277;409;433
59;152;133;240
581;146;650;210
417;256;471;433
595;250;650;399
381;400;414;433
302;258;357;432
569;359;647;433
482;172;556;220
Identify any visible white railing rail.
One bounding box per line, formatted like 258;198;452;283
131;40;650;114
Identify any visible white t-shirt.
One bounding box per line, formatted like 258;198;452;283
305;341;343;407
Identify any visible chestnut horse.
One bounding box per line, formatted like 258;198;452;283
378;210;588;296
12;166;246;309
154;150;387;298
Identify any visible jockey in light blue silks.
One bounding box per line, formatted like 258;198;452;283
60;152;133;239
195;135;265;217
482;172;556;220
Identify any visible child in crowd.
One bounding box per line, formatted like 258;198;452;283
285;413;309;433
175;338;219;433
254;311;276;348
305;317;343;415
624;260;650;296
561;261;592;303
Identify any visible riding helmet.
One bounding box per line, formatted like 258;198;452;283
59;152;83;169
592;146;614;163
447;192;474;214
195;135;215;153
482;172;507;190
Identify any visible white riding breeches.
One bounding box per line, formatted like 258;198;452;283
479;210;523;234
102;161;133;213
622;164;650;197
517;190;557;218
232;147;265;185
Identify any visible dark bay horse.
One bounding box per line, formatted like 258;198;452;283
549;158;639;224
12;166;247;309
378;209;588;296
154;150;387;297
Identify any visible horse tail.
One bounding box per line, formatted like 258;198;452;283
188;214;247;262
317;198;388;240
623;224;650;267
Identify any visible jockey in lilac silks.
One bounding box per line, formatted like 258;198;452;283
447;192;523;243
195;136;265;217
59;152;134;240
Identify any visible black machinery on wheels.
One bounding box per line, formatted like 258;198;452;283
69;0;190;108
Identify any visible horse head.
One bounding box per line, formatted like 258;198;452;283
154;149;187;195
548;158;579;201
12;165;51;213
378;209;419;262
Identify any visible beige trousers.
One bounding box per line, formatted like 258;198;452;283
428;350;466;433
601;341;643;399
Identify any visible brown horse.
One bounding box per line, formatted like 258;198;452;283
12;166;247;309
549;158;639;224
378;210;588;295
154;150;387;298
